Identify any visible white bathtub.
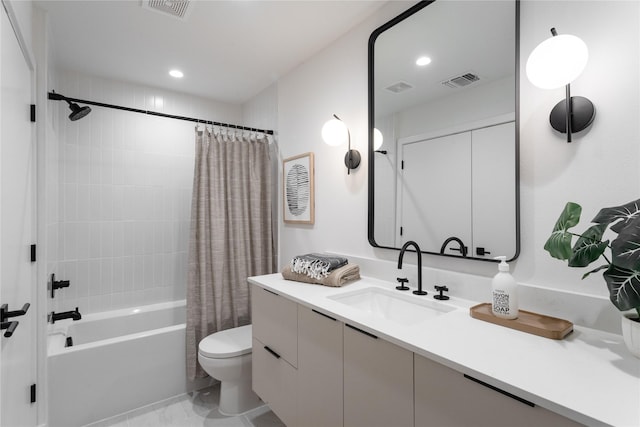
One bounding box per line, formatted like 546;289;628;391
47;300;208;427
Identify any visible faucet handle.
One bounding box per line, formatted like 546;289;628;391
434;285;450;300
396;277;410;291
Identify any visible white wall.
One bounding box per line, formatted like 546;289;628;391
276;0;640;309
51;70;242;315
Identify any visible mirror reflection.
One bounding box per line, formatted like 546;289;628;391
368;0;519;261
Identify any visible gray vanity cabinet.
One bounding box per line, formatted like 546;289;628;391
297;306;343;427
343;324;414;427
414;354;583;427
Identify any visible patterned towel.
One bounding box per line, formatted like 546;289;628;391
290;254;348;280
282;264;360;287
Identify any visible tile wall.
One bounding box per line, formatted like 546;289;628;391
49;70;243;315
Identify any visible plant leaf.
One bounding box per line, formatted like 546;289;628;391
603;264;640;311
612;216;640;270
544;202;582;260
592;198;640;233
568;224;608;267
582;264;608;279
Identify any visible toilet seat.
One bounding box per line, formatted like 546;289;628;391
198;324;252;359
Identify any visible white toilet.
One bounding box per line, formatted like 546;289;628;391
198;324;262;415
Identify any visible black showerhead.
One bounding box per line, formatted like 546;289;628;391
67;101;91;121
48;91;91;121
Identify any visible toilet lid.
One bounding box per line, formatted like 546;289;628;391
198;324;252;359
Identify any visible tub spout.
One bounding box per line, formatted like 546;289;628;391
50;307;82;324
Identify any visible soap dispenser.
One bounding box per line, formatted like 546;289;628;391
491;256;518;319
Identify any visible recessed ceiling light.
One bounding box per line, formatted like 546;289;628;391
169;69;184;78
416;56;432;67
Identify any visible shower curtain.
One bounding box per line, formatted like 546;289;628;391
186;129;275;380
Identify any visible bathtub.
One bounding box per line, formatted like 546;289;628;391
47;300;209;427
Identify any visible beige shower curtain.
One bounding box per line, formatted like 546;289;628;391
186;129;275;380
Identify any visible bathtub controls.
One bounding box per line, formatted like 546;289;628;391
50;307;82;324
51;273;71;298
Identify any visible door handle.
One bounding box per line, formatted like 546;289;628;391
1;321;19;338
0;303;30;322
0;303;29;338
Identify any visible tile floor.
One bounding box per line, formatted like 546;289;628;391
86;384;285;427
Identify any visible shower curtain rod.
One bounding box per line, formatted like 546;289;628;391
47;91;274;135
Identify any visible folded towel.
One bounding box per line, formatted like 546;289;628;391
290;253;348;280
282;263;360;287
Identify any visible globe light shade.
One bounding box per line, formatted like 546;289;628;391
322;118;348;146
526;34;588;90
373;128;383;150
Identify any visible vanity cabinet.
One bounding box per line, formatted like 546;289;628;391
297;306;343;427
414;354;582;427
251;287;298;426
343;324;414;427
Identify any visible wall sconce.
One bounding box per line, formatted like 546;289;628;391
526;27;595;143
322;114;361;174
373;128;386;154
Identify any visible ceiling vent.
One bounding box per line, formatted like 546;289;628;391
141;0;192;20
441;72;480;88
385;81;414;94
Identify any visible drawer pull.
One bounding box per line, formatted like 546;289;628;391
463;374;534;407
312;309;337;321
264;345;281;359
263;288;279;296
346;323;378;339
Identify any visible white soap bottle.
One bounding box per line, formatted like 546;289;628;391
491;256;518;319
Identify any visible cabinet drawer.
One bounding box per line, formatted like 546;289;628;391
251;285;298;366
414;354;582;427
252;337;297;427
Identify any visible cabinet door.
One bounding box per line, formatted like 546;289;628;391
252;286;298;366
344;324;413;427
298;306;343;427
414;354;582;427
253;337;297;427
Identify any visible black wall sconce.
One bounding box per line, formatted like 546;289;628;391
526;28;595;143
322;114;360;174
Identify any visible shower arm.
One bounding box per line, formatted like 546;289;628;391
47;91;274;135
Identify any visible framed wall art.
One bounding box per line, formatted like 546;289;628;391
283;152;315;224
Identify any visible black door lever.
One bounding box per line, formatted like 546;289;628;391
0;303;30;322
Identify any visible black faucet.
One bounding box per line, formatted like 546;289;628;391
50;307;82;324
398;240;427;296
440;236;468;257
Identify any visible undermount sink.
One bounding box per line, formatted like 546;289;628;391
328;286;456;325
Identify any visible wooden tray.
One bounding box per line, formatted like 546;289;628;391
470;303;573;340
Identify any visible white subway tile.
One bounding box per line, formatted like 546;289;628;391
64;183;77;222
76;222;90;260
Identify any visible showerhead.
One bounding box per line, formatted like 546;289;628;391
48;91;92;121
67;101;91;121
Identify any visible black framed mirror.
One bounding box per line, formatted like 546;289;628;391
368;0;520;262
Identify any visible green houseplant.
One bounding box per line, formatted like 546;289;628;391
545;198;640;357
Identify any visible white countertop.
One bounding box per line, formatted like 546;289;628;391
249;273;640;427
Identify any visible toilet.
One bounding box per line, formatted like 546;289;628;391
198;324;262;415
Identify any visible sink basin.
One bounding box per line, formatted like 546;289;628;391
328;287;456;325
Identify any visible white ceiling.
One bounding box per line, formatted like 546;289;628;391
35;0;388;105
